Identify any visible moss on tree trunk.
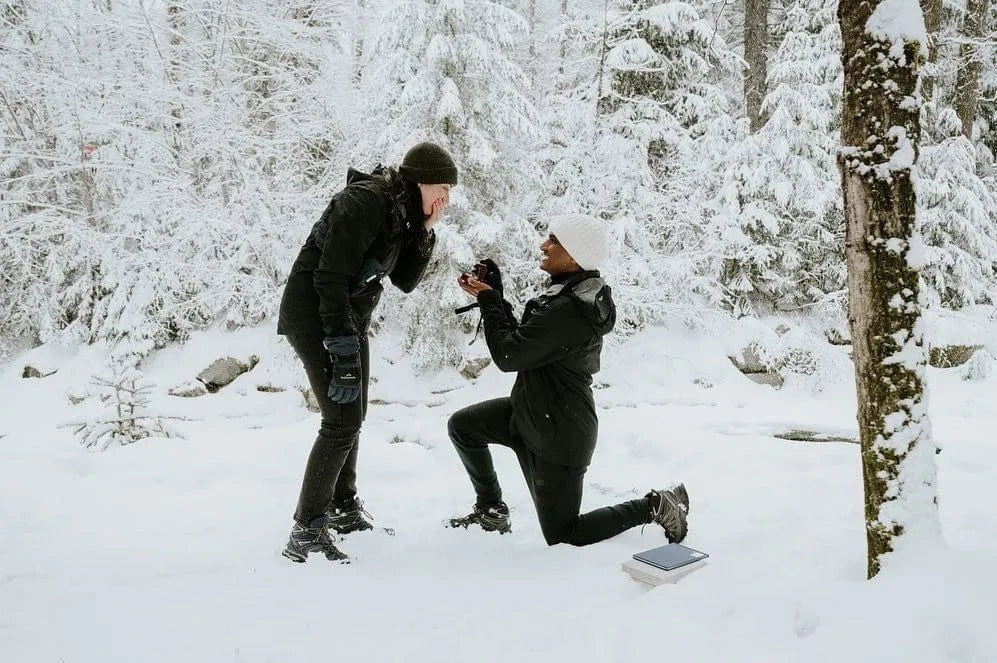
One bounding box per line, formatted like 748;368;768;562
837;0;938;579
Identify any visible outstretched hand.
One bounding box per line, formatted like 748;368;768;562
458;275;492;297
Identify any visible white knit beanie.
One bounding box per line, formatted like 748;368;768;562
547;214;611;271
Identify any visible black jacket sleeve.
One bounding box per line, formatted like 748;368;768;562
388;226;436;293
500;299;517;326
477;289;591;373
314;186;387;337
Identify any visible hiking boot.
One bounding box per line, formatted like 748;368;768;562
327;496;375;535
282;515;350;563
447;502;511;534
646;487;689;543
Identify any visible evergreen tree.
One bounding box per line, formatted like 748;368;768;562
710;0;845;316
364;0;544;369
974;6;996;163
554;0;742;328
918;133;997;307
71;360;183;451
0;1;357;352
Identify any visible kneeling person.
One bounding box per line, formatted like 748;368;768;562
448;214;689;546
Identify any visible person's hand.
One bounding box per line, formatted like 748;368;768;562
323;335;362;404
458;274;493;297
424;194;448;231
478;259;503;295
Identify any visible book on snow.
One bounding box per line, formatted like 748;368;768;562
621;544;709;586
633;543;709;571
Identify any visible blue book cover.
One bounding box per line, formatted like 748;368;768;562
633;543;709;571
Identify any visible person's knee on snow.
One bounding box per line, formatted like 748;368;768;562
539;517;583;547
448;214;679;549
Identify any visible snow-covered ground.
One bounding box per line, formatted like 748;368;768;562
2;323;996;662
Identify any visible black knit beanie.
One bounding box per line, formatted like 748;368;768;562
399;142;458;186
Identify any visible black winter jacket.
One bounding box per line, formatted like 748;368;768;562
477;271;616;467
277;167;435;338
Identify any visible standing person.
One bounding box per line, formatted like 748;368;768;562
447;214;690;546
277;142;458;563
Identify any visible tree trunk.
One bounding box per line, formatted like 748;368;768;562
528;0;537;85
354;0;365;81
596;0;611;100
837;0;940;580
919;0;941;100
167;3;183;155
557;0;569;85
954;0;990;138
743;0;770;132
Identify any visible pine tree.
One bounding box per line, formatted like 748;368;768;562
711;0;845;316
561;0;742;327
954;0;991;139
363;0;544;369
1;1;359;352
744;0;771;133
973;5;996;162
917;133;997;307
71;360;183;451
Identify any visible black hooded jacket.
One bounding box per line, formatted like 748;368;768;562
476;271;616;467
277;166;435;338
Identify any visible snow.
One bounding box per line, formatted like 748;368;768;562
642;2;711;45
906;226;928;270
865;0;929;62
3;323;997;662
606;38;660;70
885;126;915;170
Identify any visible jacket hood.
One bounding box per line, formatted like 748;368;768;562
569;276;616;336
546;272;615;337
345;166;424;230
346;165;388;185
346;166;371;185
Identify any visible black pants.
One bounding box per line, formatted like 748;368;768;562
448;398;652;546
288;332;370;525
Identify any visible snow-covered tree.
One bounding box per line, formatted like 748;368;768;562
710;0;845;317
974;5;997;162
558;0;742;328
1;1;358;353
363;0;545;369
744;0;771;133
954;0;991;139
837;0;939;579
917;133;997;307
71;360;183;451
2;0;995;380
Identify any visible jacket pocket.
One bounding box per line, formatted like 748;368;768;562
351;258;386;297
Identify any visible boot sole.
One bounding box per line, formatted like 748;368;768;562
282;547;350;564
333;524;396;537
282;548;307;563
445;518;512;534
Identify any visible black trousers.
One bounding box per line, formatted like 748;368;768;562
448;398;652;546
288;332;370;525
